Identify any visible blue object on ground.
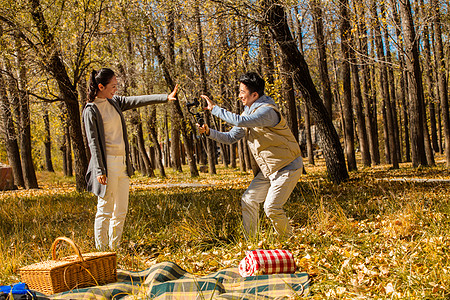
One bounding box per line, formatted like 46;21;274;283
0;282;36;299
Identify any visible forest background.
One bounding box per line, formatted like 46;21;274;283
1;0;450;298
3;0;450;187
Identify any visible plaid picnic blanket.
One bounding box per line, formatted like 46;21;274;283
239;250;296;277
35;261;310;299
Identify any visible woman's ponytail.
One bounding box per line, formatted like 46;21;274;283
87;70;98;102
86;68;115;102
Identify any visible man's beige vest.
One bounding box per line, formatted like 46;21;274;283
244;104;301;177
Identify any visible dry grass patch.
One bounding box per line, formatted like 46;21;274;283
0;159;449;298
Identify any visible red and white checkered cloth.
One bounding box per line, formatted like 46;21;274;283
238;249;297;277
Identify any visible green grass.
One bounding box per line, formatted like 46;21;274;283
1;159;450;298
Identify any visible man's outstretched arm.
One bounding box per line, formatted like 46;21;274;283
197;123;245;145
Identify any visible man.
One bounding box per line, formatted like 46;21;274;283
198;72;303;239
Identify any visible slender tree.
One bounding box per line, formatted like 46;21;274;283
166;7;183;172
0;58;23;188
259;25;276;85
431;0;450;166
42;103;54;172
147;21;199;177
370;0;398;168
420;0;439;156
217;13;231;168
380;1;401;163
147;106;166;177
194;1;216;175
422;16;439;153
292;8;314;164
280;53;299;141
2;0;90;190
431;25;443;154
304;103;314;165
349;44;371;167
14;33;38;188
389;0;411;162
398;0;427;167
264;0;348;184
339;0;356;171
353;0;379;165
311;0;332;118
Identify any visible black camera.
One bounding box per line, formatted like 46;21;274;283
186;98;204;127
186;97;200;109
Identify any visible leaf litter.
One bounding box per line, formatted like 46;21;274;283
1;158;450;298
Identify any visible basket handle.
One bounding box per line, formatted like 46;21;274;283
51;237;85;262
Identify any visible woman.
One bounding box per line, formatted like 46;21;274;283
83;68;178;250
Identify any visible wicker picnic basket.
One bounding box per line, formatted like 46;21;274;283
18;237;117;295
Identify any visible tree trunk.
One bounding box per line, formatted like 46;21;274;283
131;135;141;174
28;0;87;190
311;0;332;118
305;103;314;165
14;34;38;188
382;104;390;163
339;0;357;171
243;139;252;174
170;116;182;172
78;72;90;162
293;6;304;56
61;138;68;176
431;0;450;166
429;99;439;153
165;10;182;173
234;100;246;172
423;116;435;166
42;103;54;172
431;27;443;154
259;25;276;85
148;106;166;177
179;136;186;165
398;0;428;167
264;0;348;184
217;118;230;167
349;53;371;167
354;0;378;165
280;55;299;141
65;123;73;177
163;109;171;167
132;109;154;176
0;59;23;188
194;1;216;175
421;0;439;154
230;143;236;168
148;22;199;177
401;68;411;162
381;1;401;163
218;16;231;168
369;55;381;165
390;0;411;162
370;0;399;168
238;140;246;172
149;146;156;171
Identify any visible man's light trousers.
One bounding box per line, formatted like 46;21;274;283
94;155;129;250
241;168;302;239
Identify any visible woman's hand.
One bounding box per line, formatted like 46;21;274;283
168;84;179;101
197;123;210;135
200;95;215;110
97;175;107;185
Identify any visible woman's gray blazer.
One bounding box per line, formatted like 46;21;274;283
83;94;168;198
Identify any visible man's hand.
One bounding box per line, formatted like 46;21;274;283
168;84;179;101
97;175;107;185
197;123;210;135
200;95;215;110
